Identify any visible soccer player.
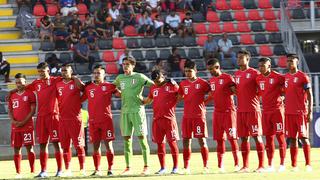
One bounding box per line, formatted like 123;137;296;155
56;64;86;176
178;60;210;174
142;70;180;174
28;62;63;177
256;58;286;172
8;73;36;178
207;59;240;172
283;53;313;172
82;64;119;176
113;57;154;175
234;50;265;172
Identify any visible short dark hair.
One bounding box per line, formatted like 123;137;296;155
286;53;299;60
151;70;162;80
172;47;177;53
207;58;220;66
156;58;163;64
258;57;271;63
37;62;49;69
15;73;26;79
237;49;251;57
184;60;196;70
61;63;72;68
123;56;136;66
93;64;105;71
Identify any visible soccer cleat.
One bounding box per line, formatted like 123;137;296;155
254;167;265;173
237;167;250;173
291;167;299;172
55;170;63;177
120;168;132;176
265;166;275;173
217;167;226;173
306;165;312;172
35;171;48;178
202;167;210;174
90;170;102;176
64;169;73;177
141;166;150;175
233;165;241;172
107;171;113;176
278;165;286;172
171;168;179;174
180;168;191;175
155;168;167;175
15;173;22;179
79;169;86;176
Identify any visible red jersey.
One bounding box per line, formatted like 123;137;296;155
209;73;236;112
148;81;179;120
83;82;117;123
9;90;36;132
28;76;61;116
178;77;210;118
284;71;311;114
56;80;82;121
234;68;260;112
256;71;285;112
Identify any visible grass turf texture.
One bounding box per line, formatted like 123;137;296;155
0;148;319;180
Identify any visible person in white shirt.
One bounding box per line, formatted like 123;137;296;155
218;33;237;66
165;11;181;35
154;14;164;36
146;0;161;13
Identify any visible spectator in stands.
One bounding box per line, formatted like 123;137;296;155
146;0;161;13
95;16;114;39
94;7;108;28
218;33;237;66
132;0;147;14
203;34;219;60
181;0;194;11
82;26;98;50
160;0;175;12
154;14;164;37
68;14;83;33
59;0;78;16
119;2;136;28
53;12;69;40
45;54;61;75
168;47;182;77
0;52;11;83
74;37;95;71
165;11;181;37
194;0;211;18
118;48;133;65
39;15;54;42
31;0;47;14
109;4;121;33
151;58;168;74
138;11;154;36
17;0;31;13
68;28;80;48
83;13;95;30
182;12;194;37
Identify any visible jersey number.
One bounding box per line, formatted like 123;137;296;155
90;90;94;98
235;77;240;84
259;82;265;90
23;133;32;142
107;130;112;137
184;88;188;95
153;90;159;97
284;80;288;88
58;88;63;96
12;100;19;109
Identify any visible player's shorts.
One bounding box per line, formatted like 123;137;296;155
36;113;60;144
89;119;115;142
181;117;208;139
152;118;179;143
285;114;309;138
237;111;262;137
262;109;285;136
120;111;148;136
213;110;237;140
11;129;34;148
59;119;84;149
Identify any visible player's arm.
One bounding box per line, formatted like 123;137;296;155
72;75;85;90
306;87;313;123
204;92;213;105
16;103;36;127
7;102;18;126
142;97;153;105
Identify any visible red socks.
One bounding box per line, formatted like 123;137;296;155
229;139;239;166
28;152;35;173
256;142;265;168
168;141;179;169
290;146;298;167
55;152;63;171
106;150;114;171
241;141;250;168
157;143;166;169
183;148;191;169
14;154;22;174
200;146;209;168
77;147;86;170
217;140;225;168
303;144;311;166
40;152;48;172
276;134;286;165
266;135;275;166
63;148;72;170
92;152;101;171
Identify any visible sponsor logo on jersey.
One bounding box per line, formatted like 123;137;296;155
70;84;74;90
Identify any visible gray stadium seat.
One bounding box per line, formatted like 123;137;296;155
195;60;206;71
255;34;268;44
131;50;144;61
97;39;112;49
90;51;101;62
188;48;201;59
183;36;197;47
244;0;257;9
127;38;141;49
229;35;240;45
269;33;283;43
307;9;320;18
145;50;158;61
0;104;7;114
246;46;259;57
192;12;206;22
60;52;72;63
232;47;242;54
0;90;8;102
273;0;280;8
292;8;306;19
155;37;170;47
178;49;187;59
251;22;264;32
170;36;184;47
141;38;155;48
249;58;259;68
159;49;171;59
41;41;55;51
221;59;235;69
273;45;286;55
220;11;233;21
73;63;92;75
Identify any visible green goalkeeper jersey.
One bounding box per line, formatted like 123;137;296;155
113;72;154;113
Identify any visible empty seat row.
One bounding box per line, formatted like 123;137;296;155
215;0;280;10
207;9;279;22
33;3;88;16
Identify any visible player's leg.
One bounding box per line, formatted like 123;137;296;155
276;133;286;167
273;109;286;170
35;116;49;177
289;138;298;168
59;122;72;174
70;120;85;173
138;135;150;174
13;146;22;175
239;137;250;171
120;113;133;174
153;119;166;174
168;140;179;173
164;119;179;174
213;112;225;170
198;138;209;171
262;112;275;169
265;135;275;168
104;140;114;175
300;137;311;170
91;140;102;176
51;115;63;176
228;138;239;169
182;138;192;172
237;112;250;172
216;139;225;170
25;145;35;174
227;110;240;170
252;135;265;171
285;114;299;170
52;142;63;175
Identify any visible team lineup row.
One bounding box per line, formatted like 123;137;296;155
8;50;313;178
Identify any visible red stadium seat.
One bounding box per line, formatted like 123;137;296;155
33;4;46;16
248;9;262;21
265;21;279;32
36;17;42;28
263;9;277;20
177;12;185;21
223;22;236;33
112;38;126;49
259;45;273;56
194;23;207;34
234;11;247;21
123;25;138;36
208;22;222;34
77;3;88;15
206;11;220;22
197;35;208;46
47;4;58;16
258;0;272;9
216;0;230;10
103;50;116;62
277;56;287;68
240;34;255;45
106;63;119;74
237;21;251;32
116;50;124;60
230;0;244;10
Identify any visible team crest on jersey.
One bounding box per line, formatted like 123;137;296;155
246;73;251;79
294;77;299;83
69;84;74;90
195;84;201;89
165;86;169;91
269;78;274;84
132;79;136;85
23;96;28;101
101;86;106;91
219;79;224;84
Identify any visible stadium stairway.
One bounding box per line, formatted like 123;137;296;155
0;0;39;86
